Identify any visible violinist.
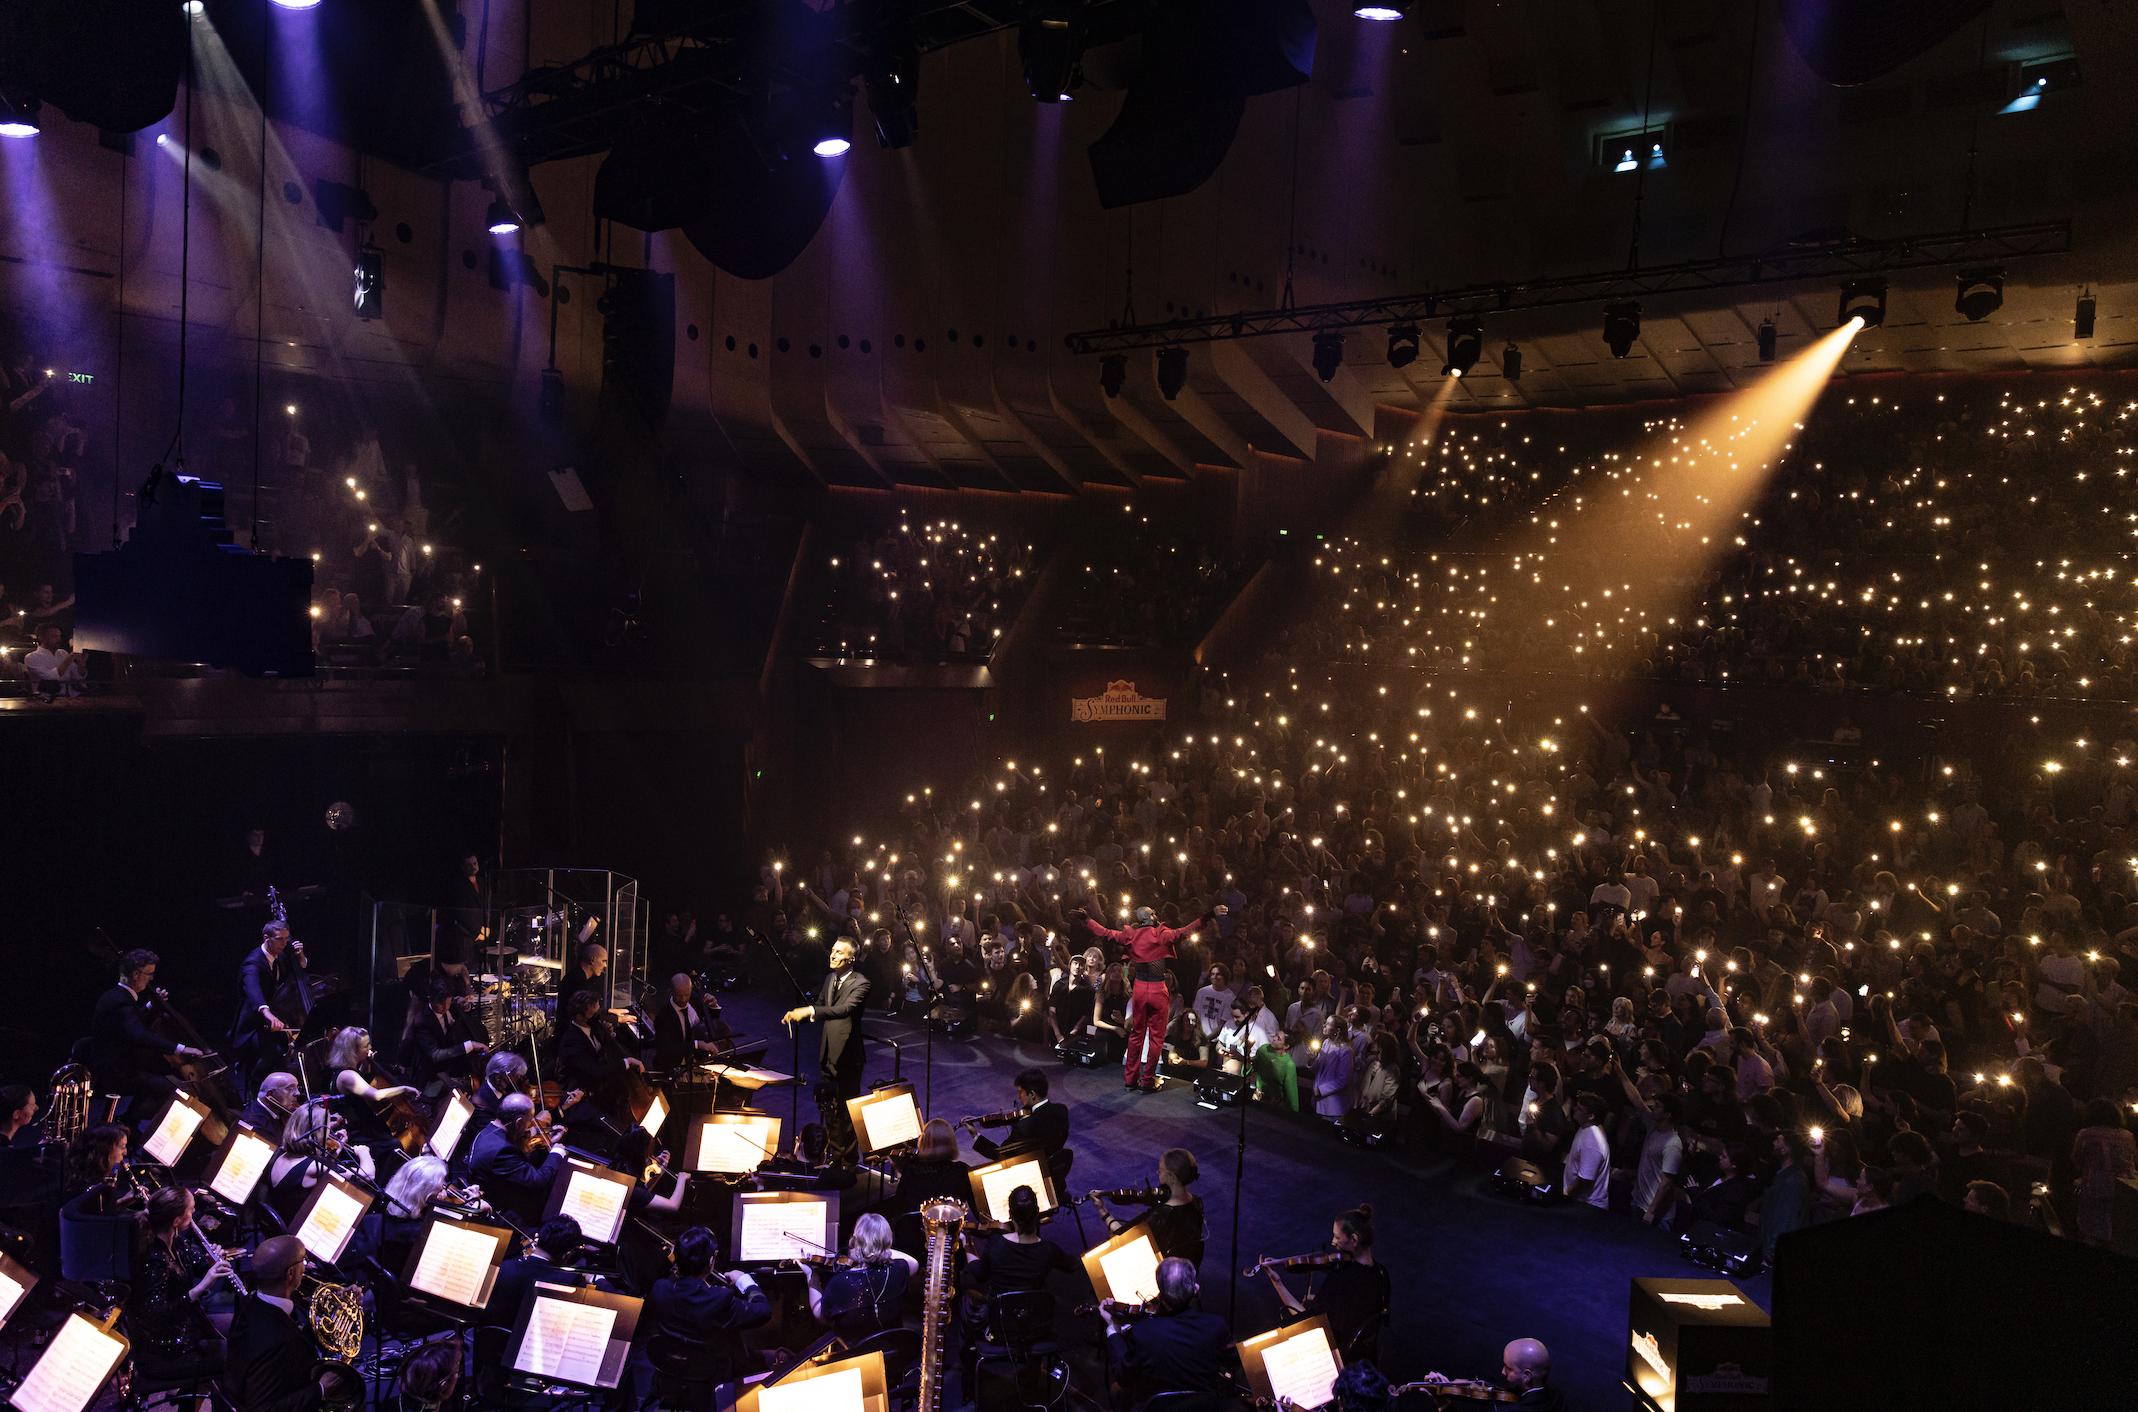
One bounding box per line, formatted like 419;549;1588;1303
468;1092;565;1225
803;1212;916;1334
966;1068;1066;1163
971;1184;1074;1300
1422;1340;1561;1412
90;948;204;1122
326;1027;421;1166
1267;1204;1389;1364
635;1226;768;1390
398;979;488;1100
891;1119;972;1214
1102;1257;1232;1400
472;1052;531;1123
652;973;731;1071
240;1072;300;1136
612;1127;690;1221
231;922;306;1097
493;1214;612;1320
360;1154;468;1275
1092;1148;1205;1267
558;988;647;1135
265;1098;374;1228
130;1185;235;1386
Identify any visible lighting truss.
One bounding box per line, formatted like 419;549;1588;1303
1061;222;2071;355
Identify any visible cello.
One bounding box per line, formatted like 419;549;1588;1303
139;988;239;1147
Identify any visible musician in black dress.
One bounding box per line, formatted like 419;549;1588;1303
805;1212;916;1336
1092;1147;1206;1267
970;1184;1075;1297
231;924;306;1098
965;1068;1068;1162
325;1027;421;1169
90;949;204;1122
651;972;731;1071
264;1099;375;1229
399;979;487;1101
557;989;647;1137
130;1186;236;1384
1268;1204;1390;1364
891;1119;973;1213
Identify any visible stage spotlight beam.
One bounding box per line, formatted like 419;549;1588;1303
1955;266;2004;322
1602;301;1641;358
1838;277;1887;328
0;94;38;138
486;197;522;234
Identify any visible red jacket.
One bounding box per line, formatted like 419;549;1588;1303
1081;915;1209;969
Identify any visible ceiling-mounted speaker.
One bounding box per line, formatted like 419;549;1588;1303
678;107;847;279
9;0;186;132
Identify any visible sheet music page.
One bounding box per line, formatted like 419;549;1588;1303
428;1095;473;1159
1097;1235;1161;1306
737;1199;828;1263
12;1314;123;1412
297;1184;366;1263
210;1131;274;1206
760;1365;864;1412
697;1123;772;1175
639;1093;667;1135
559;1170;627;1244
863;1094;920;1149
980;1159;1050;1220
143;1100;200;1167
1262;1328;1340;1411
412;1222;498;1307
515;1296;617;1387
0;1265;27;1325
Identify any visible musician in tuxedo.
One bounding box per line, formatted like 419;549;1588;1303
558;988;646;1136
225;1235;338;1412
89;949;204;1121
638;1225;768;1383
967;1068;1068;1162
398;979;486;1101
491;1214;610;1321
240;1072;300;1135
231;920;307;1098
781;937;871;1161
652;973;731;1071
469;1093;568;1225
1102;1258;1233;1398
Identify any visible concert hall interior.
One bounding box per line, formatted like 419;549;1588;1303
4;1;2138;1410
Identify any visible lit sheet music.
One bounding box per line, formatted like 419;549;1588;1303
862;1095;919;1149
515;1295;617;1387
209;1131;274;1206
640;1092;668;1135
428;1093;474;1160
143;1099;202;1167
737;1200;828;1263
296;1184;366;1263
979;1159;1051;1220
12;1314;125;1412
696;1123;774;1175
0;1266;27;1325
559;1170;627;1245
1098;1235;1161;1306
761;1365;865;1412
1262;1328;1340;1411
412;1222;498;1308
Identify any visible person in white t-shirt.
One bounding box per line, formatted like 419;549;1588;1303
1192;966;1237;1039
1624;859;1660;916
1562;1096;1611;1210
1589;872;1632;913
24;622;84;697
1632;1093;1685;1224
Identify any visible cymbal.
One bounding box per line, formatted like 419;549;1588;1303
475;974;504;985
517;955;564;971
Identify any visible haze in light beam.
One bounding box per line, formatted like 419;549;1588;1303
1343;374;1460;545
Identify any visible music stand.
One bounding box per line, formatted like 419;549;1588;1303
290;1170;375;1268
639;1089;669;1138
682;1113;780;1176
200;1121;277;1208
1239;1316;1343;1411
426;1090;477;1162
140;1089;212;1168
543;1157;635;1248
846;1083;921;1157
967;1153;1059;1223
1080;1224;1162;1308
0;1250;38;1329
739;1348;887;1412
731;1190;839;1269
502;1281;642;1396
695;1061;799;1117
8;1311;129;1412
400;1209;514;1317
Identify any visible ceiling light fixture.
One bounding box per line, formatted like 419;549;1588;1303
1954;266;2004;322
1602;301;1641;358
1838;277;1887;327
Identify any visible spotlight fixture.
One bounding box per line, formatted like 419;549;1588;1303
352;247;382;321
1156;346;1188;401
1757;318;1777;362
1020;0;1086;103
1311;330;1345;383
1385;324;1420;370
807;84;855;157
1954;266;2004;322
1601;301;1641;358
865;50;921;149
1354;2;1409;17
1442;317;1482;377
485;197;522;235
2075;290;2096;340
1501;344;1522;381
813;136;853;157
270;0;324;8
0;94;38;139
1100;353;1126;399
1838;277;1887;328
539;367;566;424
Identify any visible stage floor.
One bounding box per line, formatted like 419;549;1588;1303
719;982;1773;1410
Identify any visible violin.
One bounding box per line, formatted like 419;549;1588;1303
1390;1379;1518;1404
791;1252;862;1272
1086;1184;1163;1206
1072;1296;1159;1321
957;1105;1030;1133
1243;1252;1343;1277
359;1054;432;1158
508;1111;553;1156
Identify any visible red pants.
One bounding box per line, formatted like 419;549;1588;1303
1126;979;1169;1087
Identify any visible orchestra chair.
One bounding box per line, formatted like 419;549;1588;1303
649;1331;725;1412
1046;1151;1088;1246
58;1189;133;1283
471;1324;514;1405
120;1359;225;1412
843;1326;922;1406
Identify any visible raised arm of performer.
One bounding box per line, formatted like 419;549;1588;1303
1073;905;1225;1093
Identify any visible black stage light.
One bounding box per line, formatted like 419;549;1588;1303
1385;323;1420;369
1156;346;1188;400
866;49;921;149
1838;277;1887;328
1442;316;1481;377
352;247;382;321
1100;353;1126;398
2074;291;2095;340
1020;0;1086;103
1311;330;1345;382
1757;318;1778;362
1954;266;2004;322
1602;301;1641;358
1501;343;1522;380
0;92;41;138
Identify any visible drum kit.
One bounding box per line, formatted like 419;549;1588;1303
474;940;565;1046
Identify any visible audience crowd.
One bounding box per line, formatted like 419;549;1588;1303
810;512;1040;660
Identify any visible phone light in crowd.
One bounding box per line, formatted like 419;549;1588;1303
1809;1126;1823;1142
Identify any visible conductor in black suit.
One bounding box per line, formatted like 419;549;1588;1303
230;920;306;1099
89;949;205;1121
965;1068;1068;1162
225;1235;339;1412
782;937;870;1163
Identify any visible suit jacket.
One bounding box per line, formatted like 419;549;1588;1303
491;1255;593;1325
224;1292;322;1412
469;1122;566;1223
558;1022;629;1097
999;1100;1068;1158
88;983;175;1094
231;947;300;1052
812;968;871;1069
651;1000;727;1072
645;1274;771;1345
1109;1308;1234;1395
398;1010;473;1098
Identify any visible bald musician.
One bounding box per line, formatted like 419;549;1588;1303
1425;1339;1561;1411
224;1235;336;1412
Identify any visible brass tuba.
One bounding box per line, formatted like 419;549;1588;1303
303;1272;367;1407
42;1062;92;1149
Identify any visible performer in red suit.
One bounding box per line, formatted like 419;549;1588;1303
1077;904;1224;1091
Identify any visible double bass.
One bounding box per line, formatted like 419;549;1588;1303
139;990;239;1148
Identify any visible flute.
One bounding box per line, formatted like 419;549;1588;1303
190;1219;247;1296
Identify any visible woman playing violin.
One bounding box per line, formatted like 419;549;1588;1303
804;1212;917;1334
1091;1147;1205;1267
1266;1204;1389;1365
266;1098;374;1227
613;1127;690;1222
